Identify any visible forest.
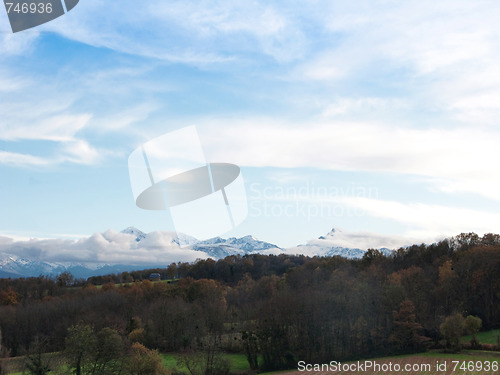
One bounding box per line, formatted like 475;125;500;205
0;232;499;374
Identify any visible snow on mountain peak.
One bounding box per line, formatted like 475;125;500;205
318;227;340;240
120;227;146;242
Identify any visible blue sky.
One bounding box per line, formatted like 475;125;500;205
2;0;500;251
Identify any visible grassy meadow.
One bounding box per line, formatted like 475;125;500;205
3;347;499;374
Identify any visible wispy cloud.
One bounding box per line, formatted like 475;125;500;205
199;118;500;201
291;1;500;127
40;0;305;64
0;114;92;142
336;196;500;240
0;29;39;56
0;151;51;167
0;57;158;167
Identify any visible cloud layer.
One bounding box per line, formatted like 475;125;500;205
0;230;209;265
0;227;443;267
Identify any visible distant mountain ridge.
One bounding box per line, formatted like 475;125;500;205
0;252;139;279
192;235;282;258
0;227;394;278
289;228;394;258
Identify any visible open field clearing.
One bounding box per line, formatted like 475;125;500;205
463;330;500;345
162;353;251;373
3;351;499;374
3;352;251;374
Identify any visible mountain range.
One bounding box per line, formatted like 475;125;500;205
287;228;394;258
0;227;394;278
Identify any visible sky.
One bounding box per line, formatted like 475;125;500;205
1;0;500;258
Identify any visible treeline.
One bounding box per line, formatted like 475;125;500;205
0;232;499;372
86;254;308;286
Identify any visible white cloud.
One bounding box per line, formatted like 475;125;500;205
0;230;209;265
40;0;305;64
198;118;500;201
287;1;500;127
1;114;92;142
0;141;105;167
0;64;139;167
59;139;102;165
321;97;409;118
304;1;498;75
0;30;39;56
89;103;157;133
336;196;500;240
0;71;30;92
302;228;439;252
0;151;52;166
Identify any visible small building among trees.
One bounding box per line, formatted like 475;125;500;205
149;273;161;281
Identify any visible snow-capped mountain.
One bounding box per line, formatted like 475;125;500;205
287;228;394;259
0;252;66;278
0;252;155;279
0;228;284;278
120;227;198;247
120;227;282;258
192;235;282;258
121;226;147;241
0;227;395;279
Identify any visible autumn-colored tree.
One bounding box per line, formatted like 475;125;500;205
57;271;74;287
127;316;145;344
125;342;168;375
0;287;19;305
389;299;429;353
101;282;115;292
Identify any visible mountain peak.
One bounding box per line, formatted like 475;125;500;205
121;226;142;233
319;227;338;240
241;235;257;241
120;227;146;241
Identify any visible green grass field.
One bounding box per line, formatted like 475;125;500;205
4;332;499;375
162;353;251;373
462;329;500;345
5;351;500;375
